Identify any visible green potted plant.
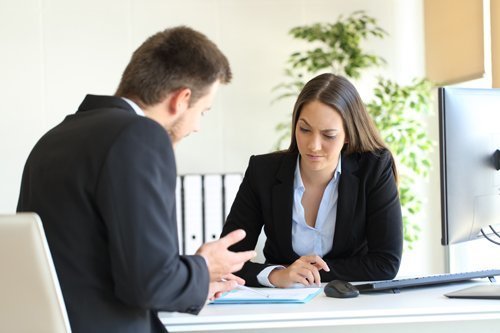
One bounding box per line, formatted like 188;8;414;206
273;11;433;249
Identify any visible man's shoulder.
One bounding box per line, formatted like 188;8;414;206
70;95;167;141
36;97;170;158
73;94;149;126
77;94;133;113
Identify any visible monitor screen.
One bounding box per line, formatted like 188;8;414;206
439;87;500;245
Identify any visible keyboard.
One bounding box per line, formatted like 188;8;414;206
354;269;500;293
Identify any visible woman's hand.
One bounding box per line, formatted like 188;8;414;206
268;255;330;288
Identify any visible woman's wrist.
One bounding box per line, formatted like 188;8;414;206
268;267;286;288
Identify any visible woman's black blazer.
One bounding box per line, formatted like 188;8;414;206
221;149;403;287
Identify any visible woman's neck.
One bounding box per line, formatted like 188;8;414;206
299;160;336;189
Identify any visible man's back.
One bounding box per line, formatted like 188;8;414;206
17;95;209;333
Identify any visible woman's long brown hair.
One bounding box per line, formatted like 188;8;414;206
286;73;398;182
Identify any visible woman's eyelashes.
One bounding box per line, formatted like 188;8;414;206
299;127;337;140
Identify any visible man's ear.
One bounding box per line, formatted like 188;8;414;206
168;88;191;115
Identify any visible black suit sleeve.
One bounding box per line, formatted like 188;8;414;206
321;151;403;282
95;119;208;314
221;156;274;286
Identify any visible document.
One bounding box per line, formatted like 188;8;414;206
209;286;322;304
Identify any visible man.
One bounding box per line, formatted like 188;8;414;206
17;26;255;333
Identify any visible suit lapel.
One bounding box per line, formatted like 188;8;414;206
272;153;298;260
332;152;360;255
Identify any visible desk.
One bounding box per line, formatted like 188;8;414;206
160;282;500;333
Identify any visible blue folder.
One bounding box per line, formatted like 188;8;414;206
210;287;322;304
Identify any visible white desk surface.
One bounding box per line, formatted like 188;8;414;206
159;281;500;333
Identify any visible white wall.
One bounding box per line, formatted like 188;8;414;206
0;0;444;276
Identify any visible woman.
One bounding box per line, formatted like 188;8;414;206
221;73;403;288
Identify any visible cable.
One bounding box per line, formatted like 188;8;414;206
489;225;500;239
481;228;500;245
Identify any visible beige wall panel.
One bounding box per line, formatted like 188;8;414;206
492;0;500;87
424;0;484;84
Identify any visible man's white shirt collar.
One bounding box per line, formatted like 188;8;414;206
121;97;145;117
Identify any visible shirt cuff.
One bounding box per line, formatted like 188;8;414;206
256;265;285;287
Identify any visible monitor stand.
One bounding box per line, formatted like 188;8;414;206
444;284;500;299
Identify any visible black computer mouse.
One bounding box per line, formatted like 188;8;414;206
324;280;360;298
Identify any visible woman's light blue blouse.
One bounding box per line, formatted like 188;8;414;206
256;155;341;287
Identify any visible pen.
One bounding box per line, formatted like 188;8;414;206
221;279;270;298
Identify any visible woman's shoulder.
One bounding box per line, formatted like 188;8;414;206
363;148;392;162
345;148;394;175
249;151;296;164
246;151;297;177
349;148;392;163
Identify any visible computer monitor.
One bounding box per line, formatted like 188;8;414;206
439;87;500;246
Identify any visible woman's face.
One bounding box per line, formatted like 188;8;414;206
295;100;347;174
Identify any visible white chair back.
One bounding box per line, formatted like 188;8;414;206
0;213;71;333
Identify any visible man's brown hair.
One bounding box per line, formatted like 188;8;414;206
116;26;232;107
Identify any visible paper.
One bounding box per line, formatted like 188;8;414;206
209;287;322;304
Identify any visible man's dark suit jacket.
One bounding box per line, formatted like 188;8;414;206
17;95;208;333
221;150;403;286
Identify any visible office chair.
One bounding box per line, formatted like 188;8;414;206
0;213;72;333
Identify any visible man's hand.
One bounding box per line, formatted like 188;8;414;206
207;273;245;301
196;229;256;281
268;255;330;288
